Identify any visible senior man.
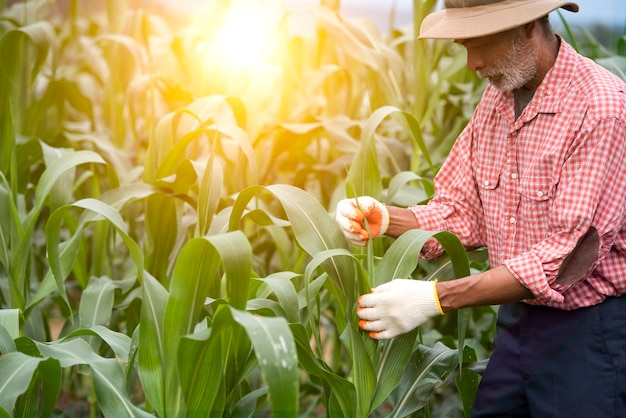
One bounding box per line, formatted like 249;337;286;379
335;0;626;416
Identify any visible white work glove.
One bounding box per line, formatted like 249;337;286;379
357;279;444;339
335;196;390;246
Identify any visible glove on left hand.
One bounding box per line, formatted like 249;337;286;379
357;279;443;339
335;196;389;246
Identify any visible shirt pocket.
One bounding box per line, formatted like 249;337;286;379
519;175;553;202
476;165;502;232
518;172;557;238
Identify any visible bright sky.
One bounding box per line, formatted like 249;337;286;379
154;0;626;33
338;0;626;31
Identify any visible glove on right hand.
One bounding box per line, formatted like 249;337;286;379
335;196;389;246
357;279;443;339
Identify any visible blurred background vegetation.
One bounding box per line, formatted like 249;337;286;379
0;0;624;417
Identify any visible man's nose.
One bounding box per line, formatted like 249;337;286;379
466;51;484;73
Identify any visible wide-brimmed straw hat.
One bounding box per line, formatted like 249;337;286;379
419;0;579;40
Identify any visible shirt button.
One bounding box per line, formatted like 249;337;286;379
509;217;517;224
536;191;544;197
483;180;490;186
511;131;519;137
511;173;518;180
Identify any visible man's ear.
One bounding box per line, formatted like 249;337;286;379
524;20;536;38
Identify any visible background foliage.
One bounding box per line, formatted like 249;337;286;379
0;0;624;416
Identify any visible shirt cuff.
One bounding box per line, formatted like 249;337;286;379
504;253;566;305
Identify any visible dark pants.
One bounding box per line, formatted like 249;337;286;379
472;297;626;417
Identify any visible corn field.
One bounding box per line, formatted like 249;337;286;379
1;0;624;417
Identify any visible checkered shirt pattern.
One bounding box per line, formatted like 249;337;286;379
409;39;626;309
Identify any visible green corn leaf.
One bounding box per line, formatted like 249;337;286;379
0;176;12;269
63;325;133;370
10;150;106;310
197;153;223;236
340;323;376;418
596;55;626;80
78;277;117;336
0;21;56;86
34;357;62;418
35;338;151;418
255;272;301;324
0;97;15;197
138;272;168;418
0;352;53;415
290;323;357;416
304;247;368;311
386;170;434;206
39;142;76;211
388;342;458;418
144;193;178;283
45;198;143;313
0;309;20;340
0;325;16;354
229;184;357;309
178;324;226;416
347;106;390;199
13;356;61;418
374;228;471;373
456;345;481;417
163;231;251;415
247;298;287;318
347;106;434;201
231;308;298;417
370;330;418;412
374;228;470;285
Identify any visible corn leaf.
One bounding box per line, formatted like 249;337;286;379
78;277;117;334
46;198;143;313
229;184;357;308
0;309;19;340
340;323;376;418
231;308;299;417
0;325;16;354
0;352;56;415
35;338;151;418
138;272;168;417
0;21;56;85
14;356;61;418
10;150;105;310
388;342;458;418
163;231;251;415
255;272;301;324
370;330;419;412
289;323;357;416
177;326;225;417
197;153;223;236
63;325;132;369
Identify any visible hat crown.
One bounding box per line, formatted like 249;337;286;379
422;0;579;39
445;0;513;7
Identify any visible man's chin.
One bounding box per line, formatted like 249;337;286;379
488;77;519;93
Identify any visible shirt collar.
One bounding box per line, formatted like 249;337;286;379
494;36;578;122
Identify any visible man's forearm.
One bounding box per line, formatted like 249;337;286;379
383;206;532;311
436;265;533;313
385;206;420;238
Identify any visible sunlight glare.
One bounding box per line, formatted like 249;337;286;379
214;7;278;69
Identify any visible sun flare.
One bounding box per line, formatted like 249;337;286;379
213;7;278;69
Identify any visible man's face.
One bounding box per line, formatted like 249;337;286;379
456;28;539;92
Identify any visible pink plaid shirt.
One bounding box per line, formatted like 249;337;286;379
410;39;626;309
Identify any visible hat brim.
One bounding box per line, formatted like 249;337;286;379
418;0;579;40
